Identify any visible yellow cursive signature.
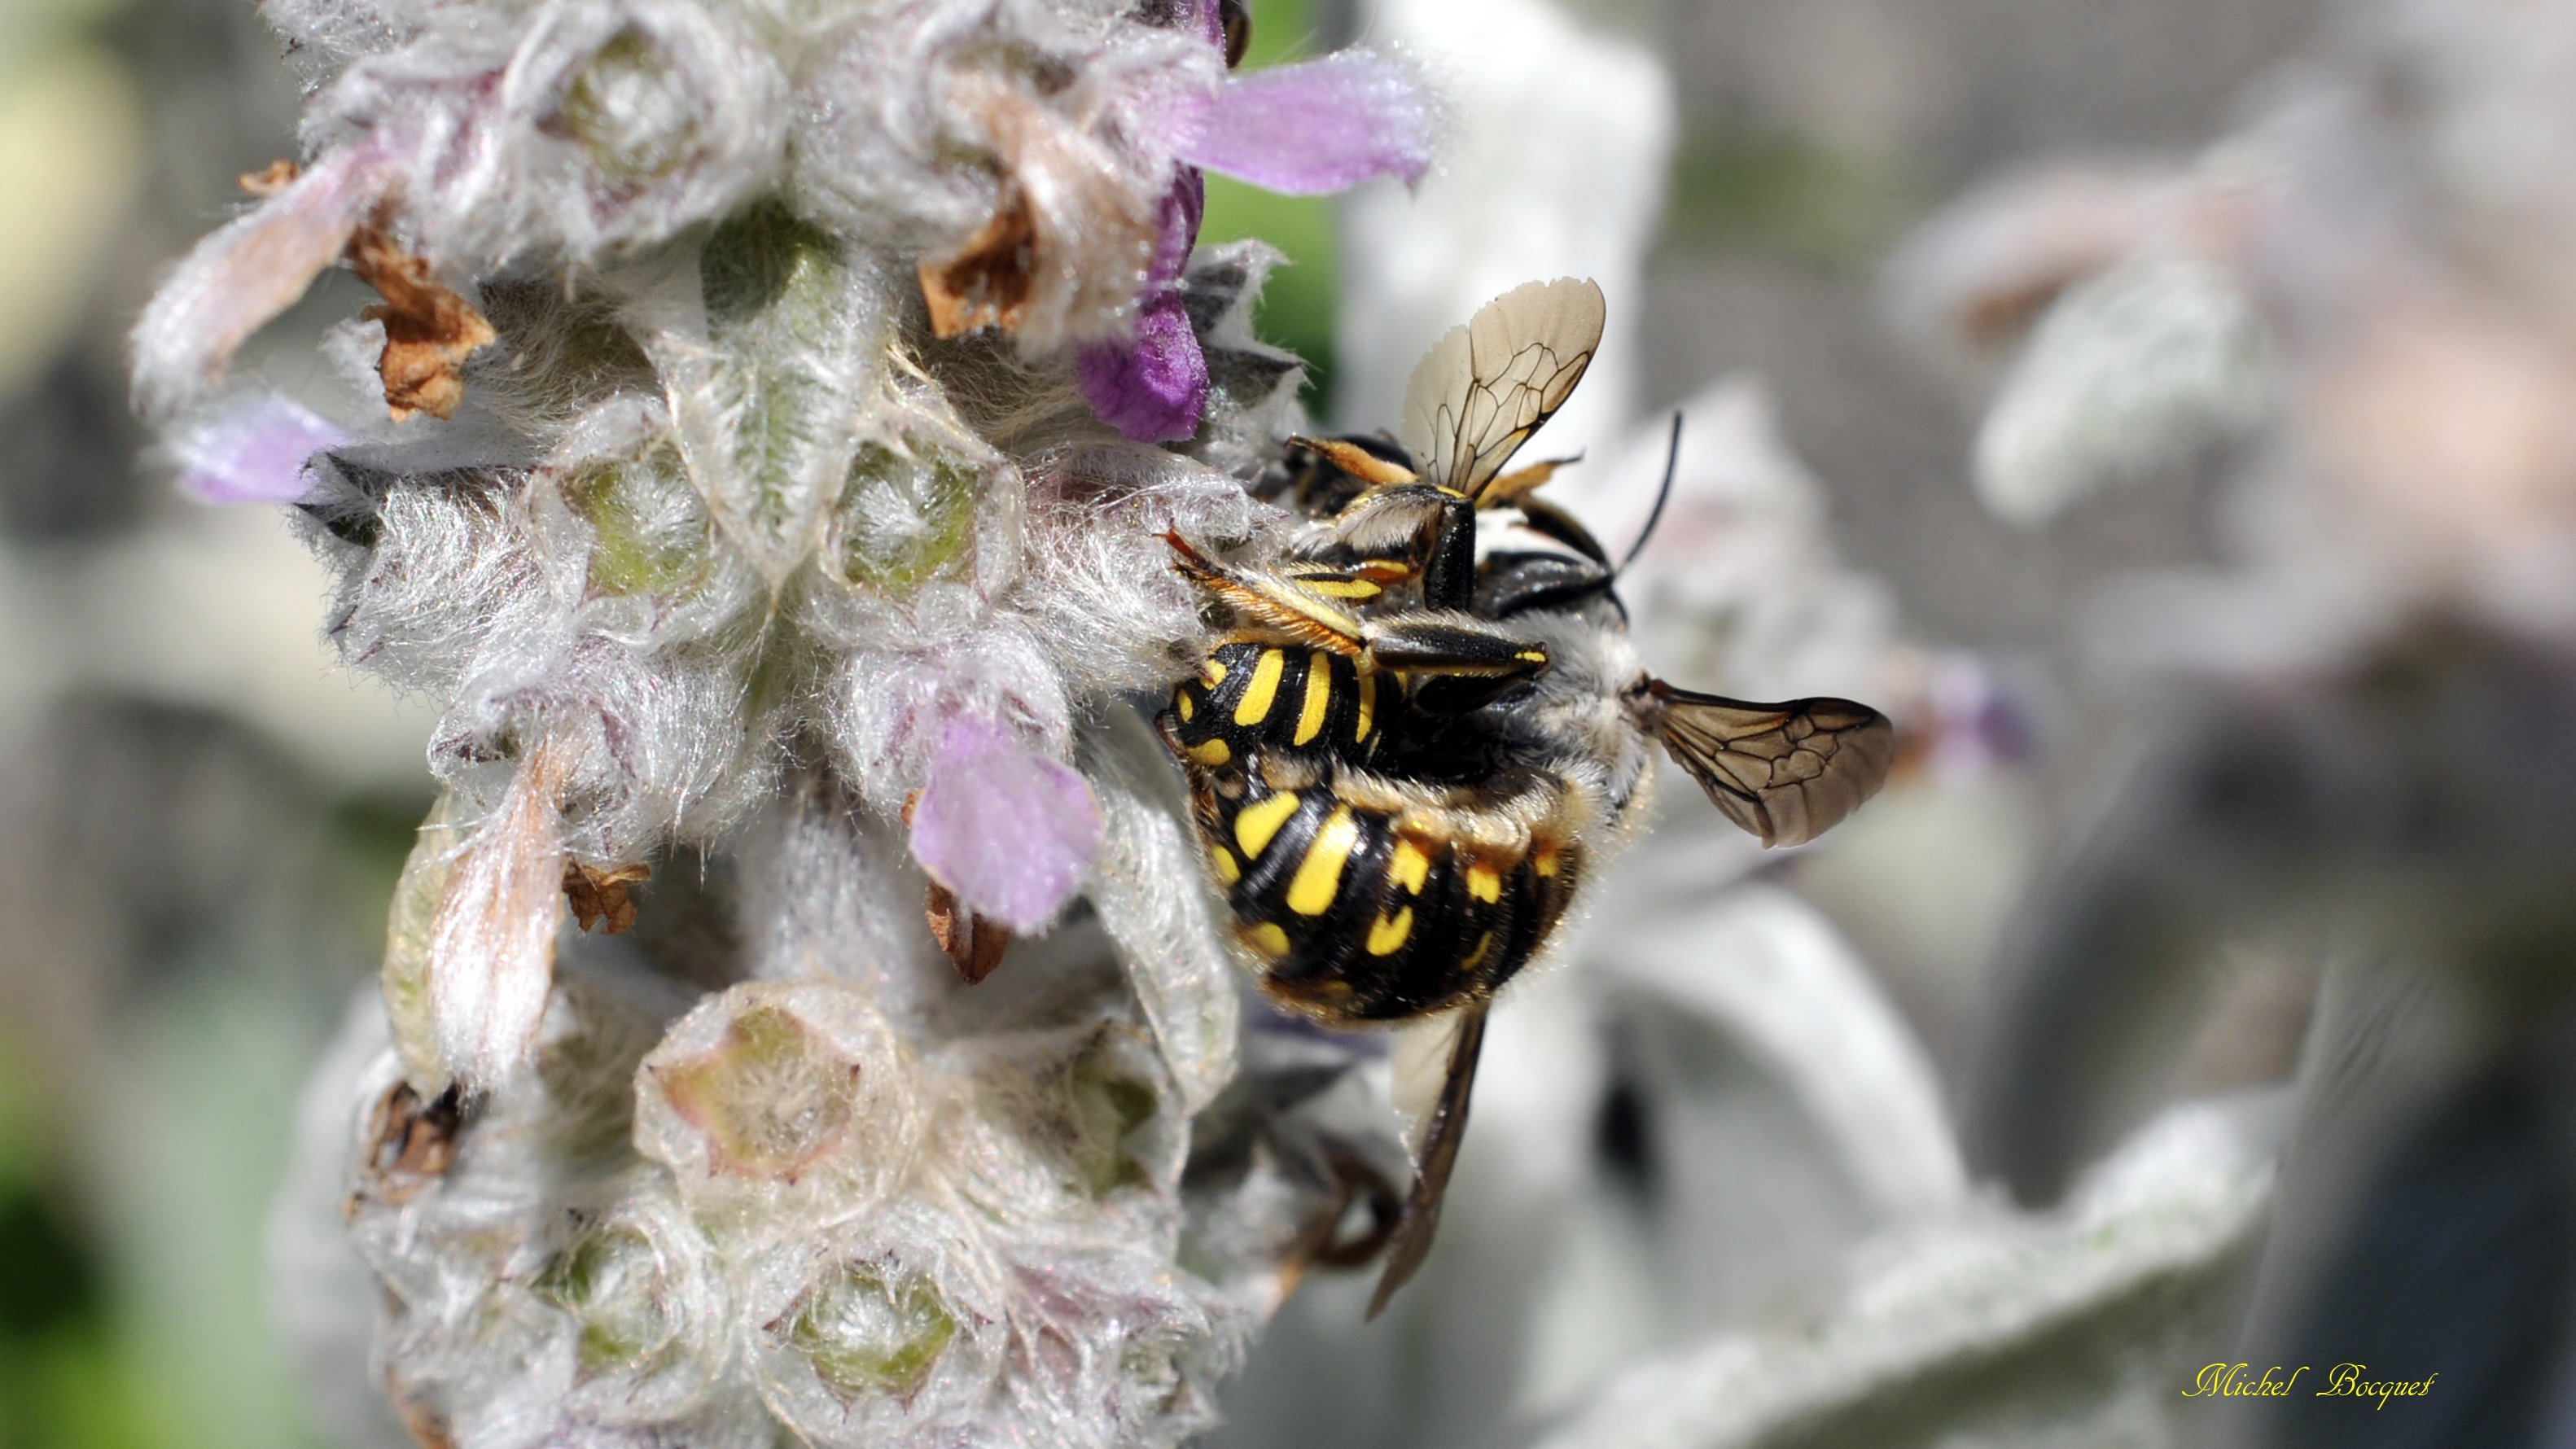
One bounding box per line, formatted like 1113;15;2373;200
2183;1364;2307;1398
2181;1363;2438;1407
2314;1363;2439;1408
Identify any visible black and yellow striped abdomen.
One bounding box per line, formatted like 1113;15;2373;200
1197;769;1585;1024
1164;641;1381;771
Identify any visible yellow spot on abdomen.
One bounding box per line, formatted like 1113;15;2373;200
1390;838;1431;894
1234;648;1286;726
1354;668;1376;742
1366;906;1413;956
1285;807;1358;916
1460;931;1496;974
1533;847;1561;878
1176;690;1195;722
1465;862;1502;903
1294;652;1332;745
1246;922;1291;958
1210;847;1241;886
1233;792;1300;858
1202;657;1229;687
1188;738;1231;767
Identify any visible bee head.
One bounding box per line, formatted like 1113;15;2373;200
1483;608;1657;820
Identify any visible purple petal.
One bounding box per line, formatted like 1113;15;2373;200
909;716;1102;932
1137;0;1222;46
173;394;350;504
1182;0;1222;48
1078;295;1210;443
1077;176;1210;441
1170;51;1435;195
1150;169;1207;288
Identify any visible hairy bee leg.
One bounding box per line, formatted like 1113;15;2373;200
1277;560;1396;606
1473;453;1579;509
1163;535;1541;683
1287;435;1420;488
1369;1000;1492;1319
1163;533;1369;657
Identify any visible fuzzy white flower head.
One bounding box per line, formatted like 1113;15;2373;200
140;2;1446;1442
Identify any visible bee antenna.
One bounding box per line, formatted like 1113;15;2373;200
1618;412;1683;576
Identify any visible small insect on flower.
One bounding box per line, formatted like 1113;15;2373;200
1160;278;1899;1315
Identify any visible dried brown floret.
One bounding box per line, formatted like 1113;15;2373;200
563;860;651;934
924;878;1012;984
347;208;497;421
918;190;1036;338
350;1079;467;1212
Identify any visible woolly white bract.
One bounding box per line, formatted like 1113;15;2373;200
133;0;1427;1443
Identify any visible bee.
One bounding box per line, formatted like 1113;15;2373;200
1159;278;1897;1314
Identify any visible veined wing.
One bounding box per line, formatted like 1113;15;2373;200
1398;278;1606;499
1368;1000;1490;1319
1645;682;1896;847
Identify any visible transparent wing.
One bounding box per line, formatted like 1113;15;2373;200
1368;1001;1489;1319
1398;278;1606;497
1647;683;1897;847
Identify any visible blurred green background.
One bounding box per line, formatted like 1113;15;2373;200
1196;0;1338;404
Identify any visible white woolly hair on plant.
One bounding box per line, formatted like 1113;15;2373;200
142;0;1445;1444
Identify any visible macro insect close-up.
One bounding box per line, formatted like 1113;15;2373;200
16;0;2576;1444
1159;278;1896;1312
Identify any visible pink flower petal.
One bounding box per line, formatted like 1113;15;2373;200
130;142;395;416
173;395;349;504
909;716;1102;932
1171;51;1435;195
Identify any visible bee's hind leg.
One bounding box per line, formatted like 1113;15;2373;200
1362;613;1551;714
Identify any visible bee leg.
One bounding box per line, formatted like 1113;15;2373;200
1287;435;1420;488
1362;613;1551;715
1514;495;1614;569
1308;1140;1405;1269
1276;560;1400;607
1478;553;1616;620
1257;435;1397;516
1363;614;1549;681
1474;453;1579;509
1164;533;1369;657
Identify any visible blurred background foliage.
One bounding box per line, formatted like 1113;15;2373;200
1196;0;1338;403
0;0;2345;1443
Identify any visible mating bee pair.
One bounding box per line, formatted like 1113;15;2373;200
1157;278;1897;1314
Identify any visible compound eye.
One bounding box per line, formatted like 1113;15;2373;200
1220;0;1252;67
